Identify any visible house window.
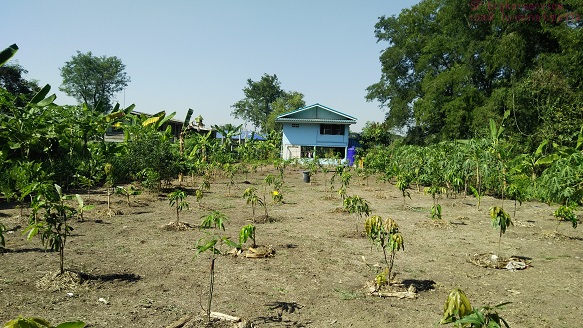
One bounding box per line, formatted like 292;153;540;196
291;123;300;128
320;124;345;135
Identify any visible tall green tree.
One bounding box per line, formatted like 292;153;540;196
366;0;583;147
359;121;396;150
0;64;40;104
59;51;130;113
265;91;305;132
231;73;286;133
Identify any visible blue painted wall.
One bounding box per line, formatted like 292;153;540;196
282;123;348;146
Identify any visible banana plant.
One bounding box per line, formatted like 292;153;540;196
536;126;583;166
0;43;19;66
212;123;243;152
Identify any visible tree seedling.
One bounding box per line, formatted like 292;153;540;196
24;184;78;275
239;224;256;248
194;234;233;323
104;163;115;216
3;316;86;328
115;185;142;206
168;189;189;224
440;288;473;325
553;205;578;231
74;194;95;221
244;187;266;220
200;210;228;230
270;189;282;204
425;186;446;220
265;174;284;204
343;195;370;232
364;216;404;287
431;203;443;221
440;288;511;328
0;223;6;250
396;174;412;208
489;206;512;257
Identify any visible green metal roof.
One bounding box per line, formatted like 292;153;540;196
275;103;357;124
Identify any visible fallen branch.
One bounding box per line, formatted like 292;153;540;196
371;290;417;299
210;311;241;322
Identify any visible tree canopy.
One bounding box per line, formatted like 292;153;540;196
366;0;582;150
59;51;130;113
0;64;40;108
265;91;306;132
231;73;304;133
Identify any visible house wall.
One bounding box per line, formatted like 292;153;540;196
281;122;349;160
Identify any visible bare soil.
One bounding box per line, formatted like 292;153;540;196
1;166;582;327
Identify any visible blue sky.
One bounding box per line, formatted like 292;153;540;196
3;0;420;132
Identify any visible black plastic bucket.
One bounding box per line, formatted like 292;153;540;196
302;171;310;183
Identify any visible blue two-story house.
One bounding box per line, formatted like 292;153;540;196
275;103;357;163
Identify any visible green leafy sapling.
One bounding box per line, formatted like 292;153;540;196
440;288;511;328
553;205;578;231
364;216;404;287
338;170;352;200
74;194;95;221
195;235;230;323
243;187;267;220
24;184;78;275
0;222;6;250
243;187;259;218
431;203;443;221
239;224;257;248
115;185;142;206
396;174;412;208
224;164;237;196
168;189;189;224
195;211;233;323
440;288;473;325
425;186;446;220
104;163;115;215
343;195;370;232
3;316;86;328
200;210;228;230
489;206;513;257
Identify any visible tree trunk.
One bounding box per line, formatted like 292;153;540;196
207;258;215;323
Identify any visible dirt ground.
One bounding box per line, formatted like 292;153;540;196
1;165;582;327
